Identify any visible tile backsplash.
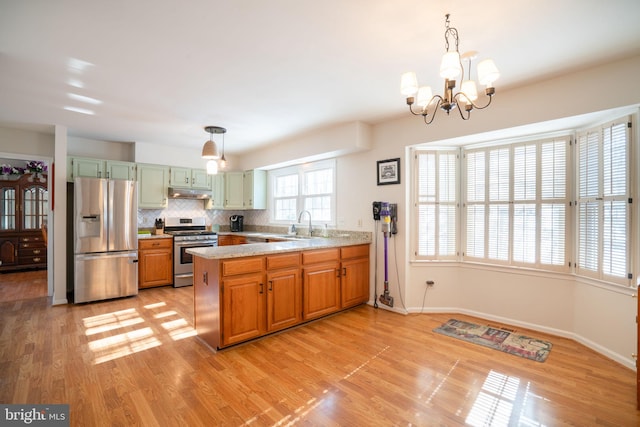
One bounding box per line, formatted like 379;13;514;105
137;198;268;229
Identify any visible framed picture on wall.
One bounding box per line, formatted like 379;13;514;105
376;158;400;185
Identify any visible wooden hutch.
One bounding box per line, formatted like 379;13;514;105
0;173;48;271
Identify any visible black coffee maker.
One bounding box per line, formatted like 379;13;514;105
230;215;244;232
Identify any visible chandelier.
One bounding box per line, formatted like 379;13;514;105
401;14;500;125
202;126;227;175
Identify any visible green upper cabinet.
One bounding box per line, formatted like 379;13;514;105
68;157;136;181
137;163;169;208
69;157;103;181
170;167;211;190
206;172;225;210
224;172;244;209
106;161;136;180
190;169;212;189
243;170;266;209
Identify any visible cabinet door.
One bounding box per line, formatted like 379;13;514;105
138;239;173;288
191;169;212;189
0;237;18;268
341;256;369;308
22;184;47;230
302;261;340;321
209;173;225;209
0;184;17;232
224;172;244;209
170;167;191;188
243;169;266;209
106;161;136;180
137;164;169;208
72;158;105;179
266;268;301;332
221;272;265;345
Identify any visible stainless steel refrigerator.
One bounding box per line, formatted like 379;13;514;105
74;177;138;303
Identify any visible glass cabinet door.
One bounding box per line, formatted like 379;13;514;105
0;185;17;231
23;185;48;230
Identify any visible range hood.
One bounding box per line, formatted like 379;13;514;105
168;187;212;199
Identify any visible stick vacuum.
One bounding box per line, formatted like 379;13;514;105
378;202;394;308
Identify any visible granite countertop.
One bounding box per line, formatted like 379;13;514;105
138;233;173;240
187;234;371;260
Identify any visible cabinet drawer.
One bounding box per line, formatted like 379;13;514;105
19;255;46;265
222;256;264;276
266;252;300;270
19;242;46;250
302;248;339;265
19;247;46;256
139;238;173;250
341;244;369;259
20;235;43;243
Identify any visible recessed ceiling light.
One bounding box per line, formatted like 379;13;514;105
68;93;102;105
64;106;95;115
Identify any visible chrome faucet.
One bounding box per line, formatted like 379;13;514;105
297;210;313;236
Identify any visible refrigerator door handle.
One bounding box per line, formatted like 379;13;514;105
76;252;137;261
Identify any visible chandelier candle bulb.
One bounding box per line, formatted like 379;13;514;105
400;72;418;96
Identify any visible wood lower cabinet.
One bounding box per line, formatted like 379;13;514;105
340;244;370;308
302;248;341;321
222;270;265;346
0;236;18;269
193;244;369;350
266;253;301;332
138;238;173;288
218;234;247;246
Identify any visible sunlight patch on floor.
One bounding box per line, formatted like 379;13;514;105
161;317;197;340
88;326;161;364
466;369;545;427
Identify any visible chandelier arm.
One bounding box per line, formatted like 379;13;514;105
423;97;443;125
453;92;494;111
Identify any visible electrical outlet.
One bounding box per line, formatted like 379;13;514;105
357;218;363;227
426;280;435;287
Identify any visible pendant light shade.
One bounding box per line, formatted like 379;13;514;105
201;140;219;159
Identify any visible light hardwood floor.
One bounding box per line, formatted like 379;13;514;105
1;270;639;426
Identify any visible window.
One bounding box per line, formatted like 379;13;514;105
463;138;568;269
269;159;336;225
576;119;631;285
414;150;458;259
412;114;634;288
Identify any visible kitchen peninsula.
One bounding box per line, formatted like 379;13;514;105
187;233;371;350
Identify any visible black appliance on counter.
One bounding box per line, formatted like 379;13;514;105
230;215;244;232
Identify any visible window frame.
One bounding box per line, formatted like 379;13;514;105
268;159;337;226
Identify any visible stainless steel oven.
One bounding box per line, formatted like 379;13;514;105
164;217;218;287
172;234;217;287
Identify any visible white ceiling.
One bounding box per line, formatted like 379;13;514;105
1;0;639;155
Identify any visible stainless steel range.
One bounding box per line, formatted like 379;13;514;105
164;217;218;287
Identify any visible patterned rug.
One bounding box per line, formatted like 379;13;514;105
433;319;552;362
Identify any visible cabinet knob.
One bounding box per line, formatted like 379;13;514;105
203;271;208;285
33;249;40;254
268;281;273;291
259;283;264;294
33;257;41;262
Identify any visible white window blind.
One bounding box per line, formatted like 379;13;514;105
415;150;458;259
576;119;630;284
463;138;568;270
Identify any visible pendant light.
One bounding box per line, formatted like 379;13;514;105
202;126;226;175
202;126;225;159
